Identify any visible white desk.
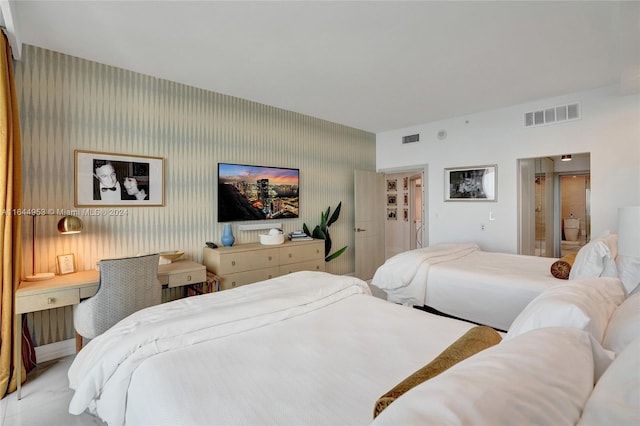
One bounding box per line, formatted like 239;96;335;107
14;260;206;399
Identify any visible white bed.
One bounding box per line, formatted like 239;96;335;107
68;271;475;425
371;243;558;330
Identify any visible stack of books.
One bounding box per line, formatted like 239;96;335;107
288;230;313;241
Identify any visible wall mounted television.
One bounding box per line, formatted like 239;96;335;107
218;162;299;222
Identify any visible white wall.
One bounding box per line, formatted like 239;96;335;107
376;86;640;253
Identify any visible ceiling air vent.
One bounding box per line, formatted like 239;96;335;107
524;102;580;128
402;134;420;144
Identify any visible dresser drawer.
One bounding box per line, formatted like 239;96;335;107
280;241;324;265
16;288;80;314
279;259;325;275
218;267;281;290
218;248;280;273
168;268;207;288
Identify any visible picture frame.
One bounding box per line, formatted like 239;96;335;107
445;164;497;202
387;194;397;205
386;179;397;192
403;208;409;221
387;208;397;220
75;150;165;207
57;253;76;275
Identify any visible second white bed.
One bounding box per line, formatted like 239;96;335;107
373;244;558;330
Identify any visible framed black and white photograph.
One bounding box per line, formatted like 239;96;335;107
387;208;397;220
386;179;397;192
57;253;76;275
387;194;397;205
75;150;165;207
445;165;497;202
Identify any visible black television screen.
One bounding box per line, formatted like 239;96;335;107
218;163;299;222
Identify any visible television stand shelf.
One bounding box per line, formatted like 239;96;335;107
203;239;325;290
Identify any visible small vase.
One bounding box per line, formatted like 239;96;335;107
221;223;235;247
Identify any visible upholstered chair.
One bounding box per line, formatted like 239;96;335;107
74;253;161;350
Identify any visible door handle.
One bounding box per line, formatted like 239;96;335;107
355;228;366;232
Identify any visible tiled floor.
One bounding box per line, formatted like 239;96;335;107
1;356;104;426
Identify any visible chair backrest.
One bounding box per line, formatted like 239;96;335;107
73;253;161;339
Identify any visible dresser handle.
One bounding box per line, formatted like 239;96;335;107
232;281;237;287
187;275;191;281
231;261;236;266
289;253;292;258
268;256;272;261
47;297;55;304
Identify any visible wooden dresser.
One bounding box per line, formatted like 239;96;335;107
203;239;325;290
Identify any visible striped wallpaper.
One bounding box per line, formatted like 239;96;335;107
15;45;376;346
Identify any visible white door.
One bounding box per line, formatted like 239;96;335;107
354;170;385;280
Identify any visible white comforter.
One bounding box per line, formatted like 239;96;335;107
371;244;558;330
69;271;475;425
371;243;480;302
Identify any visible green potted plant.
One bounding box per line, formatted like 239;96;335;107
303;202;348;262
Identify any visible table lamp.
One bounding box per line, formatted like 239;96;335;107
25;214;83;281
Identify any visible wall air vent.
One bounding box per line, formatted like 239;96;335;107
402;134;420;144
524;102;580;128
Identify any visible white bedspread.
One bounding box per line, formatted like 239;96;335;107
372;244;558;330
371;243;479;291
68;271;474;425
425;251;557;330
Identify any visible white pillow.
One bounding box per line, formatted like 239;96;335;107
578;337;640;425
506;277;625;343
569;238;613;280
371;328;596;426
602;292;640;354
616;255;640;295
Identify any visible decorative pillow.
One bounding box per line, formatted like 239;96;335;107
550;252;578;279
578;337;640;425
616;255;640;295
371;328;596;426
569;239;612;280
372;326;501;418
602;292;640;354
505;277;625;343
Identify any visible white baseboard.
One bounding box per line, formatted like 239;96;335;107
35;338;75;362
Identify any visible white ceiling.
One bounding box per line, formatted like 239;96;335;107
3;1;640;133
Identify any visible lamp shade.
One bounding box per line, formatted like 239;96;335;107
57;215;83;234
618;206;640;258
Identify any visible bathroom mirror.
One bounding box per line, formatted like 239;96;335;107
518;153;590;258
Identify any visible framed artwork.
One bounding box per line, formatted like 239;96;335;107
445;165;497;202
387;208;397;220
403;177;408;190
75;150;165;207
403;208;409;221
57;253;76;275
387;194;397;205
386;179;397;191
403;193;408;206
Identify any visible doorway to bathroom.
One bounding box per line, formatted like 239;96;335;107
518;153;590;258
559;173;590;256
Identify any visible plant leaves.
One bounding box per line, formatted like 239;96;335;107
325;245;348;262
327;201;342;227
312;226;326;240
